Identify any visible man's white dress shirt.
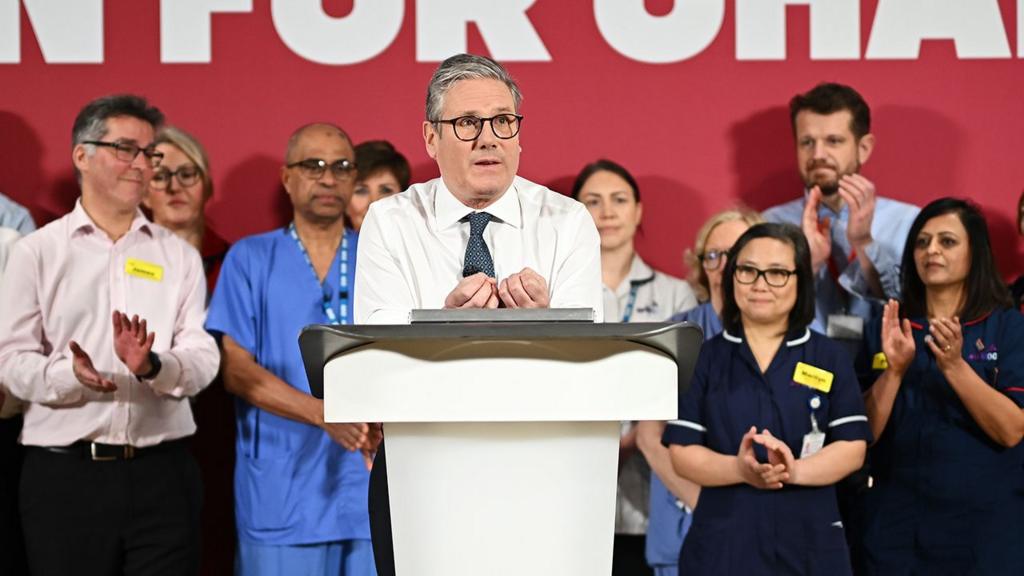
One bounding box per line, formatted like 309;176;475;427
355;176;603;323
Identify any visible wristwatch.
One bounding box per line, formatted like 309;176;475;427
135;351;162;380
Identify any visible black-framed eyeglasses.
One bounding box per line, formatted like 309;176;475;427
287;158;357;181
700;249;730;271
432;114;523;141
83;140;164;166
151;164;202;190
734;264;797;288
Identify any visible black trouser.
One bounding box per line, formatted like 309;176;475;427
20;440;203;576
612;534;653;576
369;439;396;576
0;416;28;576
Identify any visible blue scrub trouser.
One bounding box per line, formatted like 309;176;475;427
236;539;377;576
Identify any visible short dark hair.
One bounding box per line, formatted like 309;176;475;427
71;94;164;150
355;140;411;190
721;223;816;335
570;159;640;202
789;83;871;140
900;197;1012;320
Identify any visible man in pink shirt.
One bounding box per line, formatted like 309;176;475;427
0;94;220;576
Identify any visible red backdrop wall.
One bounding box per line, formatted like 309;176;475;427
2;0;1022;280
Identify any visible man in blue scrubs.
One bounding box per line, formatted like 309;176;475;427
207;123;379;575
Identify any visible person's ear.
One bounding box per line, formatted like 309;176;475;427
857;133;875;165
423;121;439;160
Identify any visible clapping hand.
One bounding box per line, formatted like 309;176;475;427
838;174;877;249
881;300;915;376
926;316;964;373
752;428;798;486
736;426;789;489
112;311;156;376
801;186;832;273
69;340;117;392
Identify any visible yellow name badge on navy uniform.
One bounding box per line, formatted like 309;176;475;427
125;258;164;282
872;352;889;370
793;362;833;393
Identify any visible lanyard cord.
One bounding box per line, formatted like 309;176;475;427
621;275;654;323
288;222;349;325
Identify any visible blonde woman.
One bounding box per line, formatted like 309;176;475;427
145;126;229;293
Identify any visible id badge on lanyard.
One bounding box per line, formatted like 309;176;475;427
800;395;826;458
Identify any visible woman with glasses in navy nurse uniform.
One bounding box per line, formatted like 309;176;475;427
860;198;1024;575
663;222;870;575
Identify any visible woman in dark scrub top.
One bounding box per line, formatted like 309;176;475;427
663;222;871;575
861;198;1024;575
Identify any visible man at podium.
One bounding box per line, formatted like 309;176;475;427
354;53;604;575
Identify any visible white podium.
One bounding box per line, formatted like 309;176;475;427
300;318;702;576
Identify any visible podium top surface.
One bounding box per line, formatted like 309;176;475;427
300;321;703;399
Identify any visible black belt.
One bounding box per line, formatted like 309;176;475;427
35;439;185;461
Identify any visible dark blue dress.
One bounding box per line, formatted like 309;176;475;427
859;308;1024;575
664;328;871;575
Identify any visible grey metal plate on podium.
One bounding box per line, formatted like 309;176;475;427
300;320;704;399
410;308;596;323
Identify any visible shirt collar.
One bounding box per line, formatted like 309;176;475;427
69;198;153;238
611;255;655;295
908;310;994;331
435;178;523;231
803;187;846;218
721;326;812;347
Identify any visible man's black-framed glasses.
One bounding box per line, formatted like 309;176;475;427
83;140;164;166
433;114;523;141
151;164;202;190
287;158;357;181
734;264;796;288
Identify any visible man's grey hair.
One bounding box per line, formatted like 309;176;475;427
70;94;164;181
71;94;164;151
425;53;523;122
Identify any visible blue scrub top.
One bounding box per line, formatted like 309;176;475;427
663;327;871;575
858;307;1024;575
206;227;371;546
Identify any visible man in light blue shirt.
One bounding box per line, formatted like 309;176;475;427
206;123;378;576
0;192;35;235
763;83;918;335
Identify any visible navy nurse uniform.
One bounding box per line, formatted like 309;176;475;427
859;308;1024;575
663;328;871;575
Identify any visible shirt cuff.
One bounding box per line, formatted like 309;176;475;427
143;352;184;396
42;356;84;405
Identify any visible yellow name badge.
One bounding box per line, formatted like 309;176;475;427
792;362;833;393
125;258;164;282
872;352;889;370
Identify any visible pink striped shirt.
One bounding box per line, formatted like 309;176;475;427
0;200;219;447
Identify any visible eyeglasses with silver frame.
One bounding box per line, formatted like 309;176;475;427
287;158;357;181
700;249;730;271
